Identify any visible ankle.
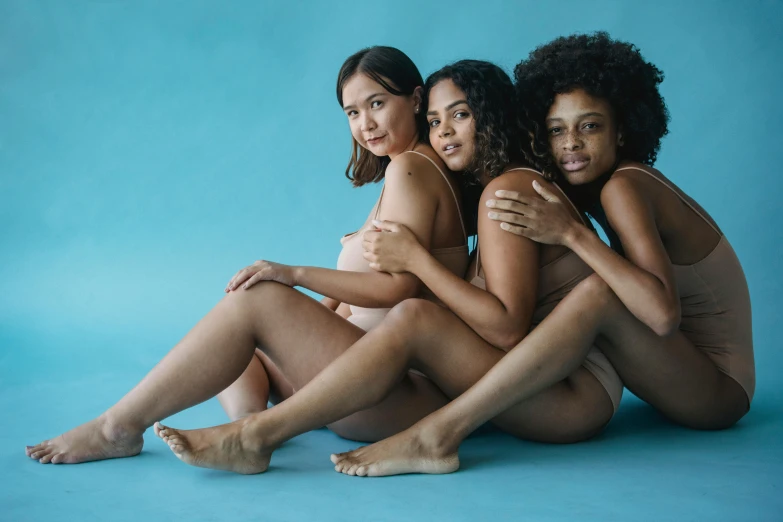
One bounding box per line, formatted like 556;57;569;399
238;414;284;452
416;420;462;456
98;412;143;441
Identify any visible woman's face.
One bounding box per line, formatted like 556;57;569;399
426;79;476;172
341;73;420;159
546;88;622;185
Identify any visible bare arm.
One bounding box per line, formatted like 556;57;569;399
566;175;680;335
294;155;439;308
366;172;541;350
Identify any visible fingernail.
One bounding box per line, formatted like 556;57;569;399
488;212;498;218
495;190;504;196
372;219;381;226
501;223;510;230
486;200;495;207
533;180;540;187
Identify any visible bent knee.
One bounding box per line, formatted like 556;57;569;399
386;298;443;330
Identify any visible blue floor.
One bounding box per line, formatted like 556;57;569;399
2;331;781;522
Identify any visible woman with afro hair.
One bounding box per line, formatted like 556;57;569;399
480;32;753;430
148;60;625;476
317;34;753;478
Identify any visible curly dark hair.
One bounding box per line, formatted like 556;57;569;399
514;31;670;181
424;60;535;184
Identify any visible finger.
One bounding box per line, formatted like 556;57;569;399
490;193;536;206
229;270;253;291
362;230;380;242
499;222;533;237
242;272;265;290
362;251;379;264
371;219;399;232
488;211;533;228
485;199;530;214
532;180;561;202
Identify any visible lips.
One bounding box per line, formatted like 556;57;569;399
561;153;590;172
442;143;461;156
366;135;386;146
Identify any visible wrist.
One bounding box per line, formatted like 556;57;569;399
406;243;429;274
564;223;588;248
292;266;305;286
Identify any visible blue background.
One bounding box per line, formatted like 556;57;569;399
1;1;781;521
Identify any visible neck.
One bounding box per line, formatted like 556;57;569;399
388;134;421;160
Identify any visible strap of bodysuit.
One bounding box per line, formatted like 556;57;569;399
375;150;468;242
475;167;586;278
614;166;721;235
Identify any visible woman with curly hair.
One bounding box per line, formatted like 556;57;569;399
298;35;754;477
24;46;469;466
482;32;754;427
150;59;624;475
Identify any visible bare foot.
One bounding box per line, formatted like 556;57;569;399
330;424;459;477
25;416;143;465
154;419;272;475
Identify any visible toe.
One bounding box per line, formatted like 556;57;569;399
357;465;368;477
39;452;54;464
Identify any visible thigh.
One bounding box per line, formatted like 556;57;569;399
334;299;613;442
228;282;367;389
596;294;749;429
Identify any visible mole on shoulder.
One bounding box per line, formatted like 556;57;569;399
408;171;412;176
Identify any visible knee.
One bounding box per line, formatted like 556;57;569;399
222;281;289;312
574;274;617;309
386;298;441;332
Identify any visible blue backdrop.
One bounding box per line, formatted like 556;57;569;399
1;2;781;521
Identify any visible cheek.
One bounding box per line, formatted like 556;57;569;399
349;122;365;145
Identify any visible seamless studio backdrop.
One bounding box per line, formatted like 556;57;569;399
1;1;781;521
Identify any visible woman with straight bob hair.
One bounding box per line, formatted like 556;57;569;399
329;33;753;476
25;46;469;465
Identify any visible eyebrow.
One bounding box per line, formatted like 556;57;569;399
546;111;606;123
343;92;386;111
426;99;469;116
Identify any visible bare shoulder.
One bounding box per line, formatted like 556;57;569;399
483;168;545;201
602;162;652;205
386;149;447;183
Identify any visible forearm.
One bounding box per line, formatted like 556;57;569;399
409;249;531;349
567;225;678;334
295;266;418;309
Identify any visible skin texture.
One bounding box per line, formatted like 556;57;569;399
482;89;749;427
24;72;467;466
150;78;613;476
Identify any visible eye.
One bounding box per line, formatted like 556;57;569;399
454;110;470;120
346;110;358;118
548;127;561;135
371;100;383;109
583;122;599;130
428;119;440;128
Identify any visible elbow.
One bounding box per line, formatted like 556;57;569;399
650;308;680;337
489;324;528;352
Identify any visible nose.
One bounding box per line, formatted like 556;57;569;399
360;112;376;133
562;129;583;151
438;121;454;139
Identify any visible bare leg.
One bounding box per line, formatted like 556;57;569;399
217;350;294;421
335;275;750;476
25;282;404;465
156;294;613;474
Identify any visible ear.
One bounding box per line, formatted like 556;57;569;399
616;126;625;147
412;86;424;112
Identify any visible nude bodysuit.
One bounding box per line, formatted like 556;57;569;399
614;166;755;402
336;151;469;332
471;168;625;412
